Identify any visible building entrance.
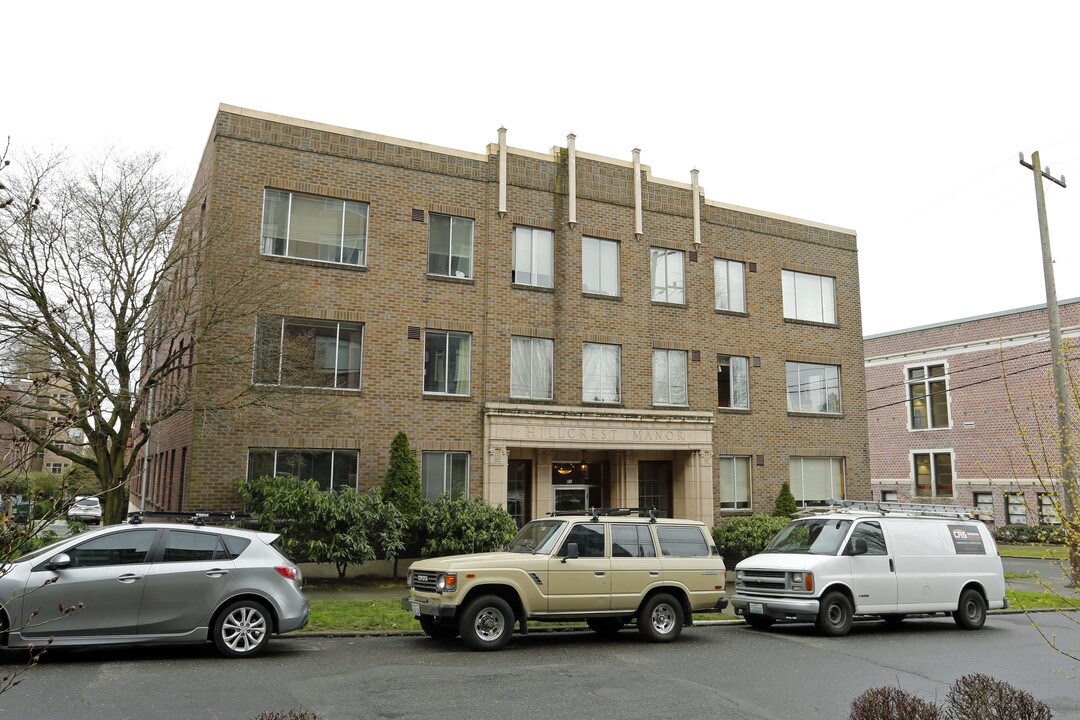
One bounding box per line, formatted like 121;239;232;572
551;460;609;512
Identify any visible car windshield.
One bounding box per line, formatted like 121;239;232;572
762;518;853;555
507;520;566;554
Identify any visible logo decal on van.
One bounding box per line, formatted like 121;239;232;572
948;524;986;554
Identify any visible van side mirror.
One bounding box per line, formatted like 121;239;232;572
561;542;579;563
849;537;868;556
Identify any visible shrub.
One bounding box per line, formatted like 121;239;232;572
419;495;518;557
712;514;790;567
944;673;1052;720
381;431;422;520
850;686;943;720
991;523;1065;545
773;482;798;518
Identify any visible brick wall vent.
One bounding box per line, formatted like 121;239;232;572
411;209;425;222
689;251;698;263
691;350;701;362
407;326;421;340
753;356;762;367
748;262;758;273
755;454;765;466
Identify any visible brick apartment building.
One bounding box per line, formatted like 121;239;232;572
133;104;870;526
864;298;1080;526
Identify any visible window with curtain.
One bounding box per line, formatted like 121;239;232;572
253;316;362;389
789;457;845;506
650;247;685;304
652;349;688;406
714;258;746;313
424;330;471;395
908;364;949;429
912;451;953;498
581;237;620;296
718;456;752;509
422;451;469;499
512;226;554;288
428;214;474;278
1006;494;1028;525
718;355;749;409
1038;493;1060;524
261;189;368;265
973;492;993;520
510;336;553;400
782;269;836;323
786;361;841;414
247;448;359;491
582;343;621;403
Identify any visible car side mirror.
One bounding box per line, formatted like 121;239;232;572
48;553;72;570
849;537;868;556
561;542;579;563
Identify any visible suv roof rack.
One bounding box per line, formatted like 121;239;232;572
127;510;250;526
798;499;979;520
546;507;661;522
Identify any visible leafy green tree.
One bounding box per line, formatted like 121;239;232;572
381;432;422;519
419;495;518;557
773;482;798;518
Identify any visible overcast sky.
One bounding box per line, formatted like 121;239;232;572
6;1;1079;336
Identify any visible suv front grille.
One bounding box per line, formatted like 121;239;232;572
410;570;439;593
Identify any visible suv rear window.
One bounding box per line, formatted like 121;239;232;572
656;526;709;557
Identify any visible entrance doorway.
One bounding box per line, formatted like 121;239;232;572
638;461;673;518
507;460;531;528
551;460;608;513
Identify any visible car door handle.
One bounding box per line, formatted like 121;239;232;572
649;570;660;576
594;571;606;577
117;574;144;584
889;559;895;573
205;569;230;578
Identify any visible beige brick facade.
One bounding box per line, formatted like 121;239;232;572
133;105;870;526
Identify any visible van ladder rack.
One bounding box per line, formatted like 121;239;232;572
813;499;979;520
128;510;250;526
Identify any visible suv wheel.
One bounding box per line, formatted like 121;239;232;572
586;617;625;636
419;615;459;640
815;591;853;637
637;593;683;643
459;595;513;651
953;588;986;630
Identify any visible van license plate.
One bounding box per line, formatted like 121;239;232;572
411;602;420;617
749;602;764;614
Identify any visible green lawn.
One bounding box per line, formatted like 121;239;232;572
1007;589;1079;611
998;544;1068;560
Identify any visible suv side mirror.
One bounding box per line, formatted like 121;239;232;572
849;537;868;556
48;553;72;570
561;542;579;563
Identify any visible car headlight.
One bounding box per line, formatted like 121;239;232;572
436;572;457;592
405;570;413;589
735;570;743;581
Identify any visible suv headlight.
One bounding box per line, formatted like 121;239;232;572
405;569;413;589
436;572;457;592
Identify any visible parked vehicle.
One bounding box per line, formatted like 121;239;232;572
0;516;309;657
730;501;1007;636
67;496;103;524
403;508;727;650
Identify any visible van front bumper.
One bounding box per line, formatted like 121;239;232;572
731;593;820;622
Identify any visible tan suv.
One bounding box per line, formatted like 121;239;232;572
402;509;727;650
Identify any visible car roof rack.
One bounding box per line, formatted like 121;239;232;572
546;507;661;523
799;499;979;520
127;510;250;526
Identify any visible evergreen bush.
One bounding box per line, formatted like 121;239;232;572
712;514;790;567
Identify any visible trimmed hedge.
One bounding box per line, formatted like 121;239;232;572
712;514;790;567
990;523;1065;545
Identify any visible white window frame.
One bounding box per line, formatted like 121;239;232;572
582;342;621;404
714;258;746;313
423;330;472;396
1038;492;1061;525
261;189;368;266
1006;493;1029;526
652;349;688;407
428;214;474;279
512;226;554;288
718;355;750;410
246;448;360;491
650;247;685;304
510;336;554;400
786;361;842;414
253;316;363;390
782;269;836;323
973;491;994;520
912;449;954;498
789;456;845;507
422;451;470;500
581;237;620;296
718;455;752;510
906;362;951;430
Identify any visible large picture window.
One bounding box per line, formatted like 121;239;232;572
424;330;471;395
714;258;746;313
247;448;359;491
254;316;362;390
422;451;469;500
789;457;845;507
782;269;836;323
650;248;685;304
583;343;621;403
428;214;474;279
652;349;688;406
261;189;368;266
718;456;752;509
908;364;949;429
786;361;841;414
913;451;953;498
582;237;620;296
718;355;749;409
513;227;554;288
511;336;553;400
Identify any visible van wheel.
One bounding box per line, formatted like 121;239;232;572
459;595;514;651
954;589;986;630
586;617;625;636
637;593;683;643
816;591;853;636
744;615;775;630
419;615;459;639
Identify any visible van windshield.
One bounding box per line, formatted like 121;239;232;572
763;518;853;555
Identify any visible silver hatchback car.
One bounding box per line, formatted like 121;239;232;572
0;521;309;657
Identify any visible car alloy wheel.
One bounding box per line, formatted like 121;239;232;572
213;600;271;658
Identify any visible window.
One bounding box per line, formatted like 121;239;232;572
261;189;368;266
512;227;554;288
714;258;746;313
581;237;620;296
611;524;657;558
849;522;887;555
1039;493;1061;525
247;448;359;491
656;526;709;557
913;452;953;498
510;337;553;400
782;269;836;323
786;362;841;414
789;457;845;507
908;364;949;429
718;355;749;409
428;214;474;278
66;530;158;568
973;492;994;520
45;462;65;475
161;531;229;563
650;247;685;303
639;461;672;517
424;330;471;395
558;523;606;557
1007;493;1028;525
881;490;899;503
422;451;469;500
254;316;362;390
582;343;621;403
718;456;752;509
653;349;688;406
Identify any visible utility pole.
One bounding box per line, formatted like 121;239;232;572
1019;150;1077;585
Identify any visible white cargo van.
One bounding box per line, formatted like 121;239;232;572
730;501;1008;636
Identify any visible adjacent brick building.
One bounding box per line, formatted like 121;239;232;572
864;298;1080;525
133;104;870;526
